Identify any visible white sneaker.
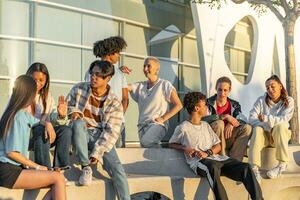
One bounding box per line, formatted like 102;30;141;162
266;163;287;179
79;166;92;186
252;167;262;183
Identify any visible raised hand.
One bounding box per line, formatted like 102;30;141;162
119;65;132;75
57;96;67;118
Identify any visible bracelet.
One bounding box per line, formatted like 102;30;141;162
205;149;213;156
35;165;41;170
58;114;66;120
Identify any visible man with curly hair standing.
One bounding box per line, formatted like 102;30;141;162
85;36;129;148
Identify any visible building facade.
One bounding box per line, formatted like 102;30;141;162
0;0;299;143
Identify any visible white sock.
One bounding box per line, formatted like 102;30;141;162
279;161;287;167
252;165;259;170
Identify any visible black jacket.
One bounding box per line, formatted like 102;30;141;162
204;94;246;124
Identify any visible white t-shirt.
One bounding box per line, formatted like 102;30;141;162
169;120;228;174
34;93;55;122
130;79;175;129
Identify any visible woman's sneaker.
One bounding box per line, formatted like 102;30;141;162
65;178;72;186
266;163;287;179
252;166;262;183
79;166;93;186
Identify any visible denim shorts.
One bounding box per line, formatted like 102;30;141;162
0;161;23;188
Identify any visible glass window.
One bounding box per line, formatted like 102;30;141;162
82;49;95;80
0;0;29;37
34;43;81;81
159;60;179;87
150;38;179;60
180;65;201;92
82;15;119;46
124;24;150;56
0;39;29;76
183;37;199;65
0;79;10;114
36;5;81;44
50;82;74;101
45;0;115;16
224;17;253;84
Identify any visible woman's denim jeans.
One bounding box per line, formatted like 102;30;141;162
31;124;72;168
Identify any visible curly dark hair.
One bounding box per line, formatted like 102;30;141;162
93;36;127;58
183;92;206;114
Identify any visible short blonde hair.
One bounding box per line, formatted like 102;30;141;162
145;56;160;68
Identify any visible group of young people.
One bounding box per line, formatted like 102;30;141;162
169;74;294;200
0;35;294;200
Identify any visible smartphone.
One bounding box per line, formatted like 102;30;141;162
51;166;71;171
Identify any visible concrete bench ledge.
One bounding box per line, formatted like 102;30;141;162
1;146;300;200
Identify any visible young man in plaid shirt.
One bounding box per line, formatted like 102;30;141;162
67;60;130;200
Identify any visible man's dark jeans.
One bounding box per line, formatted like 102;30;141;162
197;158;263;200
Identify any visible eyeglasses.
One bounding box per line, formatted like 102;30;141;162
90;71;104;78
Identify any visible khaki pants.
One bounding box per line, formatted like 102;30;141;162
210;120;252;161
248;122;291;167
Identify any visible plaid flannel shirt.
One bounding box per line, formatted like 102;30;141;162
67;82;123;163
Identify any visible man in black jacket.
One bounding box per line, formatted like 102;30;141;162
205;76;252;161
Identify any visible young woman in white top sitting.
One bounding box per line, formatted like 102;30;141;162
248;75;294;182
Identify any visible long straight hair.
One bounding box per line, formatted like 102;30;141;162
26;62;50;115
265;75;289;108
0;75;37;139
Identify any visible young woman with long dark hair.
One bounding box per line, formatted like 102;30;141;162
0;75;66;200
26;62;72;169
